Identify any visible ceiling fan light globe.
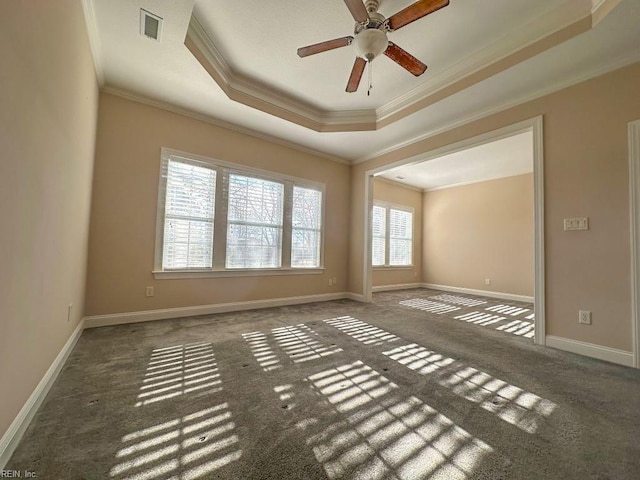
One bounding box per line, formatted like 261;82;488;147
354;28;388;61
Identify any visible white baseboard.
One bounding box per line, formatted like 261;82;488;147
0;319;85;469
372;283;422;293
84;292;355;328
345;292;367;302
421;283;534;303
546;335;634;367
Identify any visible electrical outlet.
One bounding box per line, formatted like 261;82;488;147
332;277;337;285
578;310;592;325
146;286;154;297
328;278;333;286
485;278;491;286
67;304;72;322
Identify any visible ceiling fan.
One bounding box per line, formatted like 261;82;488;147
297;0;450;93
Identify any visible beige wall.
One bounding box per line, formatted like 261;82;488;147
0;2;99;440
372;178;422;287
423;174;534;296
85;93;350;316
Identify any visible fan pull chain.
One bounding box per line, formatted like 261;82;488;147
367;60;373;96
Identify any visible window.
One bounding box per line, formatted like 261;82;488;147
389;208;412;266
292;186;322;268
226;174;284;268
162;160;216;269
155;149;324;277
371;203;413;267
371;205;386;266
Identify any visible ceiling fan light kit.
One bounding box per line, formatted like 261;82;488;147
296;0;450;93
353;28;388;62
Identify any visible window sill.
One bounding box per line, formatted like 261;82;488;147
372;265;415;271
152;268;325;279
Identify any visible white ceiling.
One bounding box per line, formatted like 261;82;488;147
87;0;640;162
193;0;568;111
379;131;533;190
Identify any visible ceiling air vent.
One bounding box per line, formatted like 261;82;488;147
140;9;162;41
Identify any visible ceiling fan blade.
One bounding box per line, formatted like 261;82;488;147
343;0;369;24
384;42;427;76
297;36;353;57
346;57;366;93
388;0;449;30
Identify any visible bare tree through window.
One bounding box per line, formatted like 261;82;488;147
226;174;284;269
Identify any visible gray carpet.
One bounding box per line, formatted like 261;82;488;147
7;288;640;479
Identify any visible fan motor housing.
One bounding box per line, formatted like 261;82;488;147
355;11;386;33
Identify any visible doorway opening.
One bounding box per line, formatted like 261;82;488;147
362;117;545;345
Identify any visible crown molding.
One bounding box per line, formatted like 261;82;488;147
100;47;639;170
100;86;350;165
186;16;376;133
186;0;613;133
375;0;593;124
82;0;621;134
81;0;105;87
354;50;640;165
422;172;534;193
187;17;324;122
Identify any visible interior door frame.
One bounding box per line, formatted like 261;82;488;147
628;119;640;368
362;116;546;345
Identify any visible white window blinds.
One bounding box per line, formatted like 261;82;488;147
226;174;284;268
372;203;413;267
292;186;322;268
157;152;325;275
162;160;216;269
389;208;413;266
372;205;386;266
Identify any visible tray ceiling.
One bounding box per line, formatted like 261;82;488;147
193;0;580;113
86;0;639;161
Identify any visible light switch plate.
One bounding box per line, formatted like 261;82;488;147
564;217;589;231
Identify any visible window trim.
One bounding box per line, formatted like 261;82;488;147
371;201;414;268
154;148;325;279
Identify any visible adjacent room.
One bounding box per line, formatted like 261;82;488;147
371;130;536;339
2;0;640;479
